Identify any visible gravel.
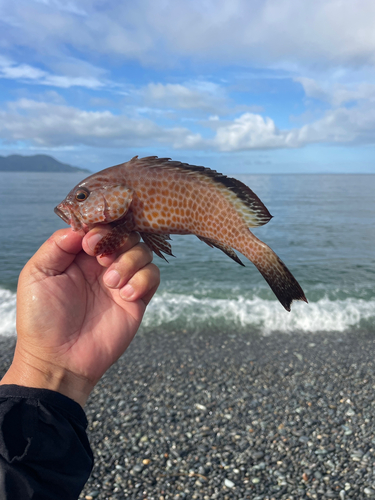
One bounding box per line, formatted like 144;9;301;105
1;328;375;500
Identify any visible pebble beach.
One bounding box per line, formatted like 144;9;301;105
3;328;374;500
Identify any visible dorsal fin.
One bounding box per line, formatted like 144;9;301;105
129;156;273;227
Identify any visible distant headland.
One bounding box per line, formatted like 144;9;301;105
0;154;90;173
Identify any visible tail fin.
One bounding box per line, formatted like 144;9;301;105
239;232;307;311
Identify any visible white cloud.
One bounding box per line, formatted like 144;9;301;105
2;97;375;153
143;82;226;113
296;77;375;107
0;98;201;149
213;113;289;151
211;106;375;151
0;60;45;81
0;56;111;90
295;77;332;104
2;0;375;71
1;0;375;171
33;0;87;16
138;80;262;118
295;105;375;145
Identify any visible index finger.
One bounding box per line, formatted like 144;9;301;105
82;226;141;267
25;228;84;277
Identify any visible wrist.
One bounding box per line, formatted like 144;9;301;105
0;346;93;407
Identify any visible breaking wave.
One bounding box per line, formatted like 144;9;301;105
142;292;375;335
1;286;374;339
0;288;17;337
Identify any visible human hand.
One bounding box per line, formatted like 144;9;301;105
0;227;160;407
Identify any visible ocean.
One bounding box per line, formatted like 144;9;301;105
0;171;374;338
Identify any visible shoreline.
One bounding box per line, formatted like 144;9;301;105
1;329;375;499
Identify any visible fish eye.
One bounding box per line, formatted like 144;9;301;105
76;189;89;202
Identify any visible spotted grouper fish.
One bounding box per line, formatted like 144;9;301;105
55;156;307;311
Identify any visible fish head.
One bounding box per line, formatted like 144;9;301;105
55;177;133;230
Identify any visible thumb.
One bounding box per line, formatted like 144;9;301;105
25;229;84;278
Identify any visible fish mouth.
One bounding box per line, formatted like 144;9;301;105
54;203;84;231
54;205;70;224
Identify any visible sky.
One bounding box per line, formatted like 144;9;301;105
1;0;375;174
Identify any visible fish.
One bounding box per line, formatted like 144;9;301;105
55;156;307;311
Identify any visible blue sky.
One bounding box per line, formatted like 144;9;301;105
1;0;375;173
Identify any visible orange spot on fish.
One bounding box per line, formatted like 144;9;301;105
55;155;306;311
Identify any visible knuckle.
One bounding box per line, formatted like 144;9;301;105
138;242;154;259
149;263;161;282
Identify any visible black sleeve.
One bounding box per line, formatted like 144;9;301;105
0;384;93;500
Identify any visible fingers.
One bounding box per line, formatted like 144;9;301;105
25;228;84;278
102;241;160;304
82;226;141;267
82;226;160;304
118;262;160;305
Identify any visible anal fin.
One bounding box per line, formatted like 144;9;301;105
198;236;245;266
140;233;174;262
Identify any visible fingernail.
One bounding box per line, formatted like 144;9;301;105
104;270;121;288
88;233;103;253
120;284;135;299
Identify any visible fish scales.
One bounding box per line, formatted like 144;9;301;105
101;157;271;234
55;156;307;311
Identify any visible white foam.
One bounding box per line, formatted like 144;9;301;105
0;288;17;337
143;292;375;334
1;286;374;338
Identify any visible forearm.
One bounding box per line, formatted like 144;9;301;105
0;344;94;408
0;384;93;500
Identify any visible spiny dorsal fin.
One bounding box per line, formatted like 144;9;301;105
129;156;272;227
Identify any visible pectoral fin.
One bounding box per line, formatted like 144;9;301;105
94;213;136;256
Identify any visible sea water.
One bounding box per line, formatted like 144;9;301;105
0;172;374;338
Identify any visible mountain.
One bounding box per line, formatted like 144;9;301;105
0;154;90;173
